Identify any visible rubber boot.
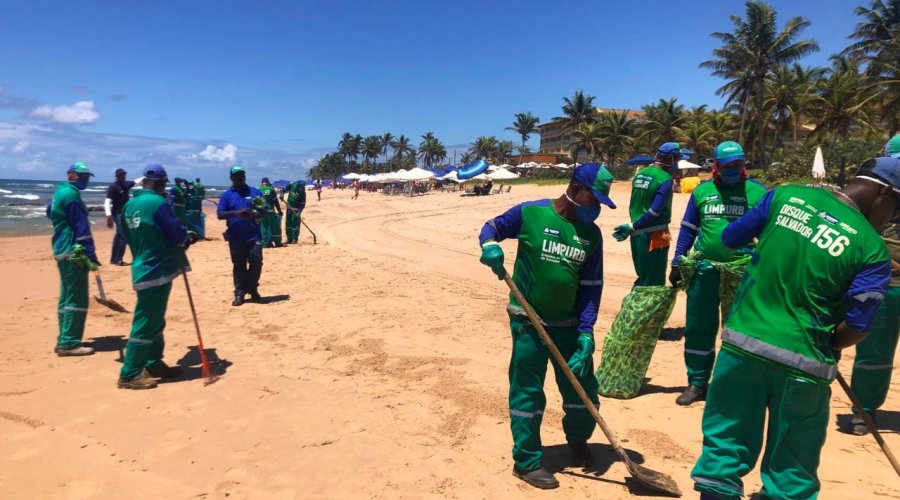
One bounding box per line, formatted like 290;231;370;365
512;466;559;489
54;345;95;357
118;369;159;390
676;385;706;406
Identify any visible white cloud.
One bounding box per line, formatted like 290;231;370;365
194;143;238;162
11;140;29;153
30;100;100;124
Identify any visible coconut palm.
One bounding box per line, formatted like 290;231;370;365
596;110;637;166
418;132;445;168
701;1;818;165
810;58;878;146
338;132;355;163
505;112;541;155
494;140;515;164
764;64;823;150
706;111;737;147
844;0;900;132
363;136;383;166
471;135;499;161
558;90;597;132
390;135;415;161
381;133;394;162
641;97;687;146
459;151;477;165
679;122;716;157
569;122;605;162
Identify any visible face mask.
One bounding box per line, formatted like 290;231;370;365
718;169;743;186
73;178;89;190
565;192;601;223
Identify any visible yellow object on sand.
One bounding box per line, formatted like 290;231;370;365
680;177;701;193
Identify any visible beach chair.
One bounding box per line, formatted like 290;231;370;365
492;184;504;194
505;185;512;194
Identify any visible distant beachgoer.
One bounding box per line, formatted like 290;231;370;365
668;141;767;406
168;177;191;229
283;180;306;244
315;179;322;201
258;177;284;247
690;158;896;499
352;179;360;199
185;179;205;239
104;167;134;265
217;165;266;306
48;162;98;357
118;164;197;390
848;134;900;436
478;163;616;489
613;142;679;286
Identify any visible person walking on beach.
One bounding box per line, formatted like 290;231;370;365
352;179;360;200
315;179;322;202
613;142;679;286
668;141;768;406
283;180;306;244
118;164;197;390
104;167;134;265
168;177;191;229
478;163;616;490
258;177;284;248
48;162;98;356
218;166;266;306
691;159;897;499
848;135;900;435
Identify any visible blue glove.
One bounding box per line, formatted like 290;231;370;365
613;223;633;242
480;242;505;280
567;333;595;378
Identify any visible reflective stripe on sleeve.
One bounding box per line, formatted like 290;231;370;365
722;328;837;380
681;221;699;231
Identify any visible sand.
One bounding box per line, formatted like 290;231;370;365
0;182;897;499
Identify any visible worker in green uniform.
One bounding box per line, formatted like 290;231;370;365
849;135;900;435
668;141;768;406
168;177;191;229
258;177;284;247
691;159;898;499
283;180;306;244
118;164;197;390
613;142;679;286
185;179;205;239
47;162;99;356
478;163;616;489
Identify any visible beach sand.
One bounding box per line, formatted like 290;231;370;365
1;182;897;499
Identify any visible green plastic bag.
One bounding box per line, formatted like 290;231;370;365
677;251;749;323
596;286;677;399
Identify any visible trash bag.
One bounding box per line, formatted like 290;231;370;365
677;251;750;323
596;286;677;399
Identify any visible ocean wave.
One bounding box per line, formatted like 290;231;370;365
84;187;107;192
0;189;11;194
0;211;46;219
3;194;40;201
37;183;53;188
206;188;218;192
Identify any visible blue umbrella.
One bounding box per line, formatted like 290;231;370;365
273;180;290;189
626;154;654;166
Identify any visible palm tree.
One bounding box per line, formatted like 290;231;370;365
569;122;605;162
706;111;737;148
844;0;900;133
495;140;515;164
338;132;354;163
679;122;716;157
471;135;499;161
381;132;394;162
641;97;687;146
764;64;822;151
558;90;597;135
701;1;818;165
346;134;362;163
505;112;541;155
596;110;637;166
459;151;477;165
363;136;383;166
810;58;877;146
390;135;415;161
418;132;445;168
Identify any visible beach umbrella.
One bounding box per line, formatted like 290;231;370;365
812;146;826;180
405;167;435;181
678;159;701;170
555;163;572;169
490;168;520;180
273;180;290;189
626;154;655;166
342;173;360;180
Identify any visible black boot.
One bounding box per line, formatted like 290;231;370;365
851;411;876;435
232;294;245;307
568;441;593;467
512;466;559;489
676;385;706;406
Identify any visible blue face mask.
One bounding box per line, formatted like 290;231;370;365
73;178;90;190
718;168;743;186
566;192;601;223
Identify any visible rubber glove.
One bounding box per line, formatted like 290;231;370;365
567;333;595;378
479;242;505;280
613;223;633;242
668;266;682;288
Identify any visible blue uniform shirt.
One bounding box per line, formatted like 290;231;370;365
217;185;264;242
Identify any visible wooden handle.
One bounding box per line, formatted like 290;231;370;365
836;372;900;477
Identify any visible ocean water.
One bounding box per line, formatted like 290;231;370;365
0;179;226;237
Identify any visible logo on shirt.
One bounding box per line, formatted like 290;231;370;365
541;239;586;264
543;227;560;237
818;211;839;225
126;211;142;229
731;196;747;202
789;196;806;204
705;194;720;203
574;235;591;246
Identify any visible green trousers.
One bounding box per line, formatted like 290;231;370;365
173;207;191;230
56;260;89;348
508;315;599;472
684;264;721;389
630;232;669;286
261;212;283;247
852;286;900;413
120;283;172;380
692;348;830;500
285;210;300;243
187;210;205;238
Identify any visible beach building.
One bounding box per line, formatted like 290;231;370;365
537;107;646;161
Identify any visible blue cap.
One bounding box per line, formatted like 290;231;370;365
572;162;616;208
142;164;168;181
858;157;900;193
657;142;682;159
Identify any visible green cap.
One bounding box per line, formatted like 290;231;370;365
884;135;900;158
67;161;94;177
714;141;745;165
230;165;246;176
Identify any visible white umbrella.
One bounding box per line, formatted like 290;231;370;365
486;164;499;172
812;146;826;180
554;163;570;168
498;163;512;169
678;159;701;170
404;167;435;181
489;168;520;180
342;173;360;180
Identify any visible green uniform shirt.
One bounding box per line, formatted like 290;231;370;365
186;186;202;212
123;189;191;290
259;185;280;211
723;185;891;382
50;182;92;260
629;165;673;230
170;186;186;208
689;179;768;263
884;221;900;288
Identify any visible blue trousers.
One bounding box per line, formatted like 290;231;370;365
229;240;263;297
111;212;128;263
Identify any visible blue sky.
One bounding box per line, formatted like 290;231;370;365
0;0;863;182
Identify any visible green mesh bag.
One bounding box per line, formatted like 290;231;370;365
677;251;750;323
596;286;677;399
